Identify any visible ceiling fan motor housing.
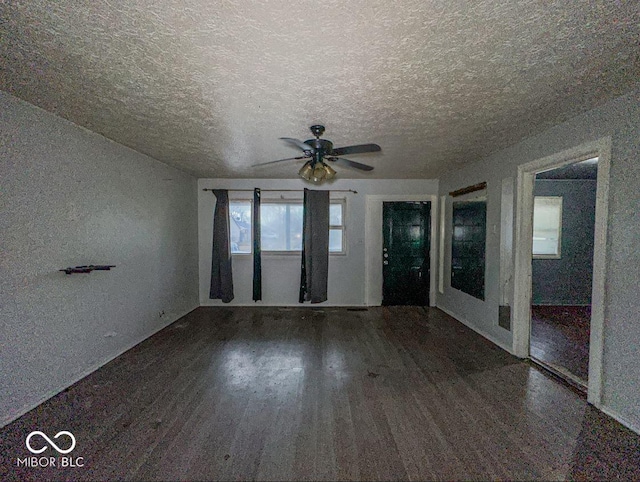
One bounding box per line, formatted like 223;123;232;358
305;138;333;166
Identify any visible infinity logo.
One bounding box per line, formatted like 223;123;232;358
26;431;76;454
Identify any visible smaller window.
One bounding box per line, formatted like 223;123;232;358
329;201;345;254
532;196;562;259
229;201;252;254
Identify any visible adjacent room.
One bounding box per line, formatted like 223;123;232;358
530;159;599;389
2;1;640;480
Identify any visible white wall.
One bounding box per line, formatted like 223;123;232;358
198;178;438;306
0;92;200;427
436;88;640;432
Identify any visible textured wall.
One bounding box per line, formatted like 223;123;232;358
198;178;438;306
436;87;640;432
0;92;200;426
532;180;597;305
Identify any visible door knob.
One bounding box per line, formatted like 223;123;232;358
383;247;388;252
383;253;388;258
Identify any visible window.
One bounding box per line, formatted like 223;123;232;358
329;202;345;253
451;199;486;300
229;201;252;254
532;196;562;258
229;200;345;254
260;202;304;251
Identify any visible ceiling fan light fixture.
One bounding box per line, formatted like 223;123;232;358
298;161;314;181
323;163;336;180
312;164;327;183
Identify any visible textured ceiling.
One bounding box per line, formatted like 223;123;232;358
1;1;639;179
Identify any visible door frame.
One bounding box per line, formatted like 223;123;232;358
512;137;611;407
365;195;438;306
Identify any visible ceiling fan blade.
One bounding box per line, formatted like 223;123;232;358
252;156;309;167
330;143;381;156
326;157;374;171
280;137;315;153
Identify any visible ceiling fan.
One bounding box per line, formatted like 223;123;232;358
254;125;381;183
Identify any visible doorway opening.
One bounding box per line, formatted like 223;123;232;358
529;158;598;390
382;201;431;305
512;137;610;407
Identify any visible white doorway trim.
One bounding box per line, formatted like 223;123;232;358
365;195;438;306
512;136;611;407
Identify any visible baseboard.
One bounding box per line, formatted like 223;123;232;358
600;404;640;436
437;304;514;355
531;304;591;307
200;301;369;307
201;301;435;308
0;303;199;429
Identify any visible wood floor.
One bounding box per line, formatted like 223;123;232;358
1;307;639;481
530;305;591;385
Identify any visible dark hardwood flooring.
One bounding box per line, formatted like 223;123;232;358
530;305;591;385
1;306;639;481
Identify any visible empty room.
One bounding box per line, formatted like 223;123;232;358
1;1;639;480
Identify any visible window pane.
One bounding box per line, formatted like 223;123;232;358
533;197;562;257
329;229;343;252
288;204;303;250
260;204;288;251
229;201;252;254
258;201;344;252
330;203;343;225
451;200;486;300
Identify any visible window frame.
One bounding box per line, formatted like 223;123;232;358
228;198;347;256
532;195;563;259
329;198;347;256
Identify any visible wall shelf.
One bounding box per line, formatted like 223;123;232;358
60;265;115;275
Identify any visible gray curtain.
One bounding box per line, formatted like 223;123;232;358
299;189;330;303
252;188;262;301
209;189;234;302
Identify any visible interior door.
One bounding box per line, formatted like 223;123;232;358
382;201;431;305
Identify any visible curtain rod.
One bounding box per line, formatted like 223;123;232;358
202;188;358;194
449;182;486;197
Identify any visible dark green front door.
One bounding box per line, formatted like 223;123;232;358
382;202;431;306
